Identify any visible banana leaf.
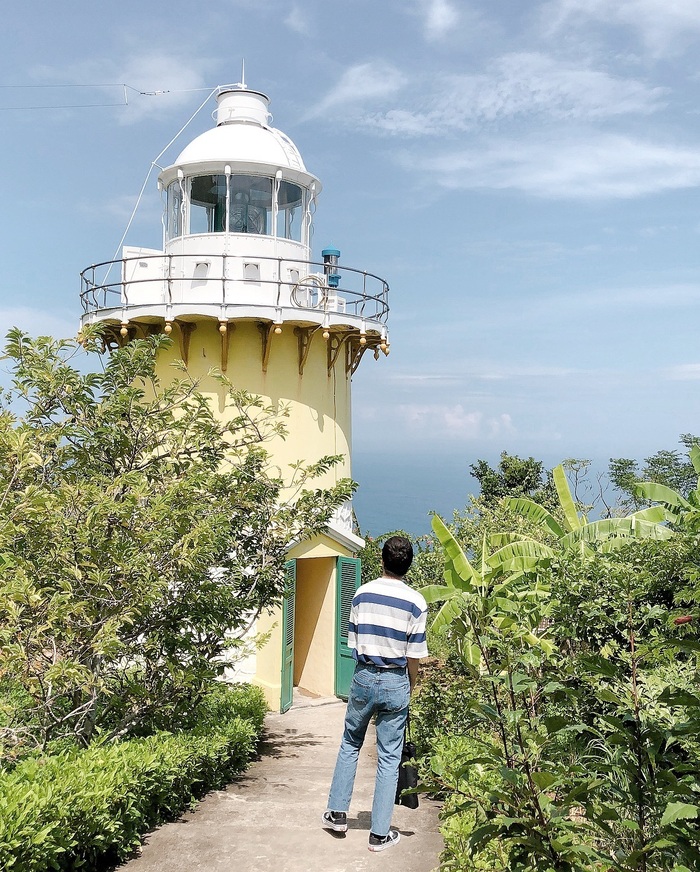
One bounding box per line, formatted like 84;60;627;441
553;464;580;532
691;443;700;476
506;497;566;538
560;516;673;550
634;481;692;510
420;583;456;604
431;594;468;635
487;538;556;569
431;514;476;590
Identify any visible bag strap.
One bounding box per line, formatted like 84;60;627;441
405;710;413;742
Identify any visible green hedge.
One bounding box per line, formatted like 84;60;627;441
0;683;267;871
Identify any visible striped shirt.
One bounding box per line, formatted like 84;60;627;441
347;576;429;668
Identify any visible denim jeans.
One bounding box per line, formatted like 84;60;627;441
327;663;411;837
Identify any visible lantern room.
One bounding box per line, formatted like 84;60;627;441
80;84;390;361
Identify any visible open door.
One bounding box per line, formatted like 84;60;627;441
281;559;296;713
334;556;361;699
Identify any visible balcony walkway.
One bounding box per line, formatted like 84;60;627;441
120;691;443;872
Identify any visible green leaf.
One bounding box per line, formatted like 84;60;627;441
431;515;476;590
660;802;699;827
553;464;580;532
560;515;672;550
658;688;700;707
629;505;667;523
420;584;455;604
532;771;557;791
634;481;692;510
690;443;700;476
505;497;566;538
458;641;482;670
487;538;556;570
431;596;467;635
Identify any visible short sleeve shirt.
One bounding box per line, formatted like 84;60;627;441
347;576;429;668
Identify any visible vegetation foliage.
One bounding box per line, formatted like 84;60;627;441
0;683;267;871
0;327;352;755
398;451;700;871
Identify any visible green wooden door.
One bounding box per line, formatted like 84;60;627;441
334;556;361;699
280;559;296;713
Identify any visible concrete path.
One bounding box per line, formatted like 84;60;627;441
121;691;443;872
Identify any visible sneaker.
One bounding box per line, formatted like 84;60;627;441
368;829;400;852
322;811;348;832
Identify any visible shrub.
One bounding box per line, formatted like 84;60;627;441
0;683;266;871
428;735;509;871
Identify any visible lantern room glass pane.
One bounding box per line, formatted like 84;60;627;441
189;175;227;234
277;181;306;242
228;175;273;235
166;181;183;240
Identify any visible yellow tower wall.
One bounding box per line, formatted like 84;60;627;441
253;607;284;709
153;321;357;711
153;320;353;488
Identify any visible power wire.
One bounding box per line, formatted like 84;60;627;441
0;83;213;111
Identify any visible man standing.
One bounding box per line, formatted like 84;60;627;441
322;535;428;853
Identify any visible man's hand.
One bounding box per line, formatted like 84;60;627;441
407;658;420;695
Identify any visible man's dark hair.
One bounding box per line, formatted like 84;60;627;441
382;535;413;577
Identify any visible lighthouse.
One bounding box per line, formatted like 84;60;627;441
79;84;390;712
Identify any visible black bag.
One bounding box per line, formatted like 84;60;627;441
395;717;419;809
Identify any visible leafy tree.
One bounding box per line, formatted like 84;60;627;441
469;452;556;507
632;444;700;536
0;329;353;755
610;434;700;511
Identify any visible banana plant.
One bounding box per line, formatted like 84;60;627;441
508;464;672;557
634;443;700;532
422;515;556;673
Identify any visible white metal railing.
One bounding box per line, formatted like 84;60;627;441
80;253;390;324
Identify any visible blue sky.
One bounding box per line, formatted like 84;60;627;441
2;0;700;533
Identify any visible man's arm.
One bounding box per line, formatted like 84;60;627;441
407;657;420;695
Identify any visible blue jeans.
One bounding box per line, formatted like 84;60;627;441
327;663;410;837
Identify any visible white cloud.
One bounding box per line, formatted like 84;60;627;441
395;403;516;440
308;62;408;118
411;132;700;199
422;0;460;41
544;0;700;56
285;5;312;35
364;52;664;135
666;363;700;380
116;54;211;124
388;364;576;384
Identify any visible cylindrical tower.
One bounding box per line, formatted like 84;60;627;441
79;84;390;710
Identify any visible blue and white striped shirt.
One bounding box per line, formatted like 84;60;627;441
347;576;429;668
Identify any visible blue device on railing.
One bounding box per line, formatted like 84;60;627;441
322;247;341;288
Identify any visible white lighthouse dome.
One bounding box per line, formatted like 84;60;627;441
175;88;308;172
175;123;307;171
165;87;313;183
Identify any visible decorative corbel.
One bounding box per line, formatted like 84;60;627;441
219;321;235;372
347;335;382;375
103;326;121;353
294;325;320;375
326;331;348;374
176;321;196;367
258;322;275;372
